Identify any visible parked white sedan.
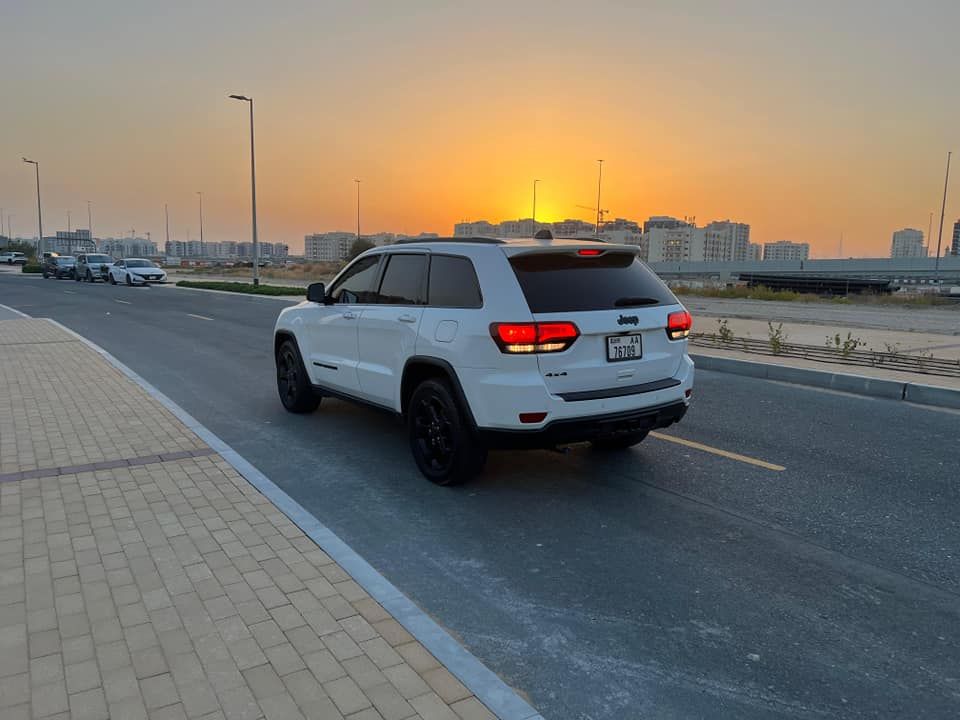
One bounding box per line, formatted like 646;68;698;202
108;258;167;286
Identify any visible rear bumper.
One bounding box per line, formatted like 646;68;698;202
479;400;687;449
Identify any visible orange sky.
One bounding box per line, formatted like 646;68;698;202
1;1;958;257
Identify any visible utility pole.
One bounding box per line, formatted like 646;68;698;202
22;158;43;256
67;209;71;233
595;160;604;236
532;179;540;233
87;201;93;247
165;203;170;254
196;191;204;258
228;94;259;286
934;151;952;289
354;179;361;243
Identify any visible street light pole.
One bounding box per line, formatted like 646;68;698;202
87;201;93;247
23;158;43;256
165;203;170;254
934;151;952;289
532;179;540;233
196;191;204;258
595;159;604;236
354;179;361;243
229;94;259;286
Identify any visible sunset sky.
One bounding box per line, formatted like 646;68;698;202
1;0;958;257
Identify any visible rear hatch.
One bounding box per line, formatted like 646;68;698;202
506;246;686;397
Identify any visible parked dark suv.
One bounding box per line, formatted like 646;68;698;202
42;255;77;279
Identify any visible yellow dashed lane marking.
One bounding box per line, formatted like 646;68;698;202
650;431;786;471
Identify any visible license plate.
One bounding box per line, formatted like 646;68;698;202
606;334;642;362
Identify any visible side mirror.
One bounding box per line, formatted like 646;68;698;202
306;282;327;304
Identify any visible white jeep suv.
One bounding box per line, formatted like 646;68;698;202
274;235;694;485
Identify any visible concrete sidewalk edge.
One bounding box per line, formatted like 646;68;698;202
42;317;543;720
692;353;960;410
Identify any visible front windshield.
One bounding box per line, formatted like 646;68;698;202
125;260;156;268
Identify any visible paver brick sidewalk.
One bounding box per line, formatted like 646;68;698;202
0;318;497;720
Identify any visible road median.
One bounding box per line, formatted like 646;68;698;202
175;280;306;296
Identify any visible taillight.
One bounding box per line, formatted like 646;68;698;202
490;322;579;353
577;248;603;256
666;310;692;340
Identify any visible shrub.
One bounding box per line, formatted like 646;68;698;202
175;280;305;296
21;264;42;273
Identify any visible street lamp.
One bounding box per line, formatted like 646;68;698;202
934;151;952;288
22;158;43;255
196;191;204;258
87;201;93;247
354;179;361;243
229;94;260;286
532;179;540;233
595;159;604;236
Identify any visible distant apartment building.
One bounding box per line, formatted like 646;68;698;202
763;241;810;262
890;228;926;258
952;220;960;256
551;219;596;237
703;220;753;262
305;232;355;261
102;237;158;258
643;216;690;233
646;225;706;263
454;220;498;237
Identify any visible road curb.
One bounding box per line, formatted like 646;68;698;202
41;316;543;720
691;353;960;410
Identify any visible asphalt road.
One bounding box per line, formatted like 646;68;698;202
2;271;959;720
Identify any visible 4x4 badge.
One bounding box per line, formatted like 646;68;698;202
617;314;639;326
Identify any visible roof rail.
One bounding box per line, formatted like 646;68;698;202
393;236;506;245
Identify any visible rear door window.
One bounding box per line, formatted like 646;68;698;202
376;254;427;305
509;251;676;313
428;255;482;308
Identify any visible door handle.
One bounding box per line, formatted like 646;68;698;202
342;311;357;320
398;314;417;323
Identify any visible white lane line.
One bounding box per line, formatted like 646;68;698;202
114;299;132;305
0;303;30;318
63;290;76;294
650;431;786;472
187;313;214;321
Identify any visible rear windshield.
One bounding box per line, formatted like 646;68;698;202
509;251;676;314
86;255;112;263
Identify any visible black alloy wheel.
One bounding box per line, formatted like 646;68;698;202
408;378;485;486
276;340;320;413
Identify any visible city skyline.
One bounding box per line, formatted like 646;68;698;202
1;1;957;257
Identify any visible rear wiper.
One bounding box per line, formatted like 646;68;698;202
614;297;660;307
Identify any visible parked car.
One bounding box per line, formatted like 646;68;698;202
108;258;167;285
75;253;115;282
0;251;28;265
42;255;77;279
273;234;694;485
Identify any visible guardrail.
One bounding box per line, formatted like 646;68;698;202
690;333;960;378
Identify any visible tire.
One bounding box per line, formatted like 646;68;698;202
86;270;93;283
109;273;116;285
42;270;48;279
592;431;649;451
126;274;133;286
276;340;320;413
74;271;81;281
408;378;486;486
